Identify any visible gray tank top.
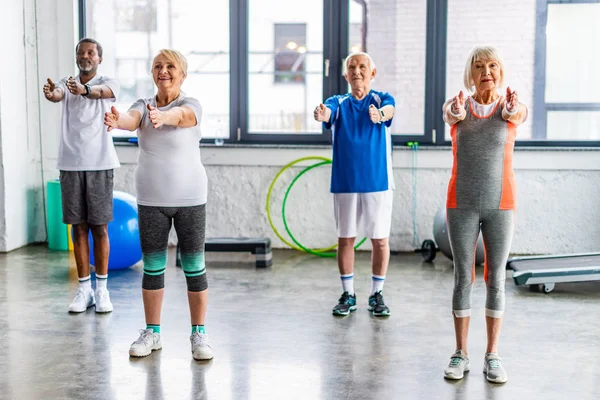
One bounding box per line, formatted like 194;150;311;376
446;96;517;210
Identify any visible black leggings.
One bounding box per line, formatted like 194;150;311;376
138;204;207;292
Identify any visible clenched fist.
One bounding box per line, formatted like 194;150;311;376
313;104;328;122
369;104;382;123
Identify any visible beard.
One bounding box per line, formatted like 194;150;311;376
78;62;93;72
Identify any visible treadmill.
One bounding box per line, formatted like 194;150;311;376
507;253;600;293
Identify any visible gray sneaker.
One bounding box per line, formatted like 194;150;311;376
444;350;470;380
190;332;214;360
483;353;508;383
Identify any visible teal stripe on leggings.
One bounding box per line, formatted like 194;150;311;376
181;252;206;277
143;251;168;276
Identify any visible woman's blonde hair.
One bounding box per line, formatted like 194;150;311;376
463;45;504;93
153;49;188;78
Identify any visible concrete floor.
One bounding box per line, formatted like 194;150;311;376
0;245;599;400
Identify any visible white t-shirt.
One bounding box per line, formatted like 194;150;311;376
56;74;121;171
470;97;500;117
129;94;207;207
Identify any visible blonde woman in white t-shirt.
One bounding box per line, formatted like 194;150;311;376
43;38;120;315
104;49;212;361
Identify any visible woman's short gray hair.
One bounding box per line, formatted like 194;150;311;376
344;52;376;74
463;45;504;93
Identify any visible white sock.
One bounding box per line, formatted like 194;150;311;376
78;275;92;292
370;275;385;295
96;274;108;290
340;274;354;295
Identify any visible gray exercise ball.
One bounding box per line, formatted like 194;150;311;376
433;208;485;265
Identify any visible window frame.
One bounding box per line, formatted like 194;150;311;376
78;0;600;147
531;0;600;146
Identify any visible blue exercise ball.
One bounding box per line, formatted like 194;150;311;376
72;191;142;270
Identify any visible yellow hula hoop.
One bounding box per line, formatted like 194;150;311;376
265;156;337;253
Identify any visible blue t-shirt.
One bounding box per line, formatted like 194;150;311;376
324;90;395;193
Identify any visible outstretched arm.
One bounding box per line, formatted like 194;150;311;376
66;77;116;99
42;78;64;103
104;106;142;132
147;104;198;129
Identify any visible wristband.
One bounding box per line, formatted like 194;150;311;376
504;103;518;116
82;84;91;97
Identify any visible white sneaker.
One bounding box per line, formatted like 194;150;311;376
129;329;162;357
68;288;95;313
444;350;470;380
190;332;214;360
95;288;113;313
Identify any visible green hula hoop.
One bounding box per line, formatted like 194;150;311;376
282;160;367;258
266;156;336;253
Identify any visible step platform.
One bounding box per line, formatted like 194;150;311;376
176;237;272;268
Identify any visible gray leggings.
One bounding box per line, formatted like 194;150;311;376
138;204;207;292
447;208;514;318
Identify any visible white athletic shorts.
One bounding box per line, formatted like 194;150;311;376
333;190;394;239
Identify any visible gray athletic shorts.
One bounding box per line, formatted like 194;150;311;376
59;170;114;225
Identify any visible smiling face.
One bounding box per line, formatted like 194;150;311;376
344;54;376;92
152;53;186;92
76;42;101;73
471;58;502;93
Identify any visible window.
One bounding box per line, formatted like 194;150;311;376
349;0;428;137
273;24;307;84
80;0;600;146
85;0;230;140
446;0;536;141
246;1;324;139
539;1;600;141
116;0;157;32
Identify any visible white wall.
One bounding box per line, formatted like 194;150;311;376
0;0;48;251
111;145;600;255
0;0;76;252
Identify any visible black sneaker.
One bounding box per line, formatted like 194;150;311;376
368;291;390;316
332;292;357;316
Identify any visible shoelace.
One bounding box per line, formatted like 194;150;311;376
338;292;352;304
191;333;207;347
488;358;501;369
96;290;108;300
134;330;154;346
373;292;385;306
449;357;463;367
73;289;88;302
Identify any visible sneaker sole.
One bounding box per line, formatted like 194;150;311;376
444;364;470;380
129;345;162;358
192;352;214;361
444;370;469;380
68;302;96;313
95;306;113;313
332;306;357;316
483;370;507;384
368;307;390;317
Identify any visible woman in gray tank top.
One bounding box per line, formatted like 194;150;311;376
104;49;213;361
440;46;528;384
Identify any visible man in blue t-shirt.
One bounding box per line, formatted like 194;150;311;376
314;52;396;317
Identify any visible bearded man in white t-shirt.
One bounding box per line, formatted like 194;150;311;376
42;38;120;314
